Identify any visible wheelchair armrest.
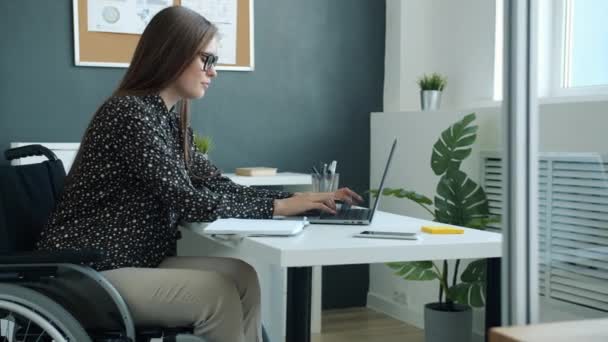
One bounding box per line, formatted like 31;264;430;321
0;249;104;265
4;144;59;162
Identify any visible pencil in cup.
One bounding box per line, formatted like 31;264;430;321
312;173;340;192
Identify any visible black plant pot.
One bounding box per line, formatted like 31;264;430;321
424;302;472;342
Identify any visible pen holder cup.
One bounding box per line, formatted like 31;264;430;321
312;173;340;192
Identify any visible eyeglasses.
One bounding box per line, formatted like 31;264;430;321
199;52;219;71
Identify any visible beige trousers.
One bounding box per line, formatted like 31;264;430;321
101;256;262;342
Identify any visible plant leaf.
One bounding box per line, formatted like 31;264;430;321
459;112;476;128
370;188;433;206
465;216;501;230
448;259;487;307
460;259;486;283
449;281;486;308
434;169;490;227
387;262;407;269
386;261;439;281
418;73;447;91
431;113;478;176
193;134;213;154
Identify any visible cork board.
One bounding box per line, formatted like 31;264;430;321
73;0;254;71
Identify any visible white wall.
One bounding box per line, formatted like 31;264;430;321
374;0;608;335
539;101;608;152
384;0;496;111
383;0;403;112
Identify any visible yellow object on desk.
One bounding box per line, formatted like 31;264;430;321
421;226;464;234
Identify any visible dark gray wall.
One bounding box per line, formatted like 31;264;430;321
0;0;385;308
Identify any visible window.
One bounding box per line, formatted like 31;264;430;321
564;0;608;88
493;0;608;101
493;0;503;101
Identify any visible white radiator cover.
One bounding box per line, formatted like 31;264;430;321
481;151;608;312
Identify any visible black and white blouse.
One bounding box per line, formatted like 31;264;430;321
37;94;292;271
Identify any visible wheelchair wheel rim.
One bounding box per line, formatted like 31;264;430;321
0;300;67;342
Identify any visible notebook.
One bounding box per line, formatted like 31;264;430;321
203;218;309;236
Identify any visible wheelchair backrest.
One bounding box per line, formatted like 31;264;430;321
0;145;66;254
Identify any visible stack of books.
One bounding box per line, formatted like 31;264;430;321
234;167;277;176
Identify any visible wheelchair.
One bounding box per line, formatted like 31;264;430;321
0;145;270;342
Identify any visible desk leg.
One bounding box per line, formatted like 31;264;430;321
485;257;501;341
286;267;312;342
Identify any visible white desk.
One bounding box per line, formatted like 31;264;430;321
224;172;324;336
185;210;502;342
178;172;322;340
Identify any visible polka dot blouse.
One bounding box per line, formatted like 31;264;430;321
36;94;292;271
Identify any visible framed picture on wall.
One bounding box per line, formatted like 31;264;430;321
72;0;255;71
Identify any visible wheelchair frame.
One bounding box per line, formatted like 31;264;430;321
0;145;203;342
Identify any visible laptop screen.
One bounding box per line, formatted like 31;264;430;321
368;139;397;222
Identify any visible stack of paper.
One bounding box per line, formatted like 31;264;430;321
203;218;308;236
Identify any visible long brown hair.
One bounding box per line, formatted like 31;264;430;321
68;6;217;182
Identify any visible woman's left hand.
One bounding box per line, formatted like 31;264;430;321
293;187;364;208
332;187;364;205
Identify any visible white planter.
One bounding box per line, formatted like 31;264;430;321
420;90;442;111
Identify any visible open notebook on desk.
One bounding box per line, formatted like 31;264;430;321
203;218;309;237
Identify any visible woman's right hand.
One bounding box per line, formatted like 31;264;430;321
273;193;337;216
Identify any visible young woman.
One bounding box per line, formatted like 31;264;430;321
36;6;361;342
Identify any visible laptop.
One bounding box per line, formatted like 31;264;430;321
306;138;397;225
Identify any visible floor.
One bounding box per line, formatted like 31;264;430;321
311;307;425;342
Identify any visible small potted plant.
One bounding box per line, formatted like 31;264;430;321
193;134;213;159
418;73;447;111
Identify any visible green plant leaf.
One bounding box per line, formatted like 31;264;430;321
448;259;487;307
431;113;478;176
370;188;433;205
387;261;439;281
382;188;433;205
459;112;476;128
193;134;213;154
465;216;501;230
417;73;448;91
371;188;436;218
434;169;490;227
460;259;486;283
449;282;486;308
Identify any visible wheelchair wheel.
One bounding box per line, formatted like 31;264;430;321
0;283;92;342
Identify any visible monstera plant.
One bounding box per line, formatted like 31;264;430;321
372;113;497;309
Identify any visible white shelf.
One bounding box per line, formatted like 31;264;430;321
225;172;312;186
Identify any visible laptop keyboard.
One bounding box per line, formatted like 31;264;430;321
319;208;370;220
300;202;370;221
